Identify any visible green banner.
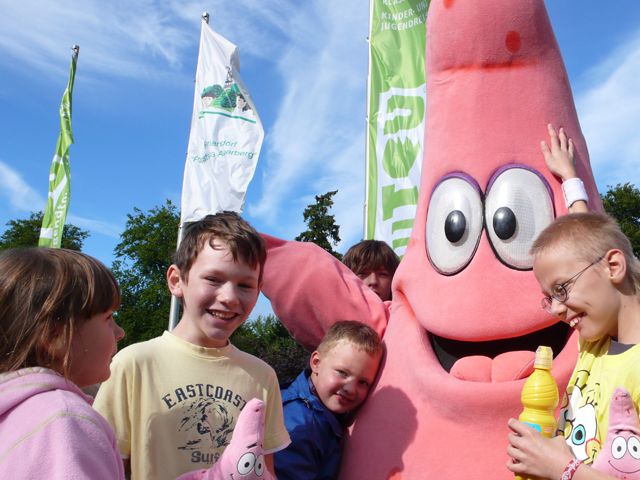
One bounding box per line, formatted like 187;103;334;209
39;47;78;248
365;0;428;255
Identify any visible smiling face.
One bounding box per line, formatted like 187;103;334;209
310;340;381;414
168;240;260;348
68;310;125;387
534;246;619;343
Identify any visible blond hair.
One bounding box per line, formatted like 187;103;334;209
317;320;382;356
531;212;640;292
0;248;120;377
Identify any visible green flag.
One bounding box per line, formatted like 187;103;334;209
39;46;79;248
365;0;428;255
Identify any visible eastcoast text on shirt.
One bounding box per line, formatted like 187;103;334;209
94;331;290;480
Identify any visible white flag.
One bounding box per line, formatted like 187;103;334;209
180;20;263;223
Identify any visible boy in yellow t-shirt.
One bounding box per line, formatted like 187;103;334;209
94;212;290;479
507;212;640;480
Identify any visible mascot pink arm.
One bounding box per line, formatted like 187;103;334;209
592;388;640;479
177;399;273;480
261;234;388;351
262;0;602;478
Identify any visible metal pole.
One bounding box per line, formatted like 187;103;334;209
363;0;373;239
169;12;209;331
168;224;184;330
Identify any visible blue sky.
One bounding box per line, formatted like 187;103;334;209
1;1;640;318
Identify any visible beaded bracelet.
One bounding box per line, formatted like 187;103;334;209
560;458;583;480
562;177;588;209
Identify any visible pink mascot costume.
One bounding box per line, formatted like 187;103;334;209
262;0;602;478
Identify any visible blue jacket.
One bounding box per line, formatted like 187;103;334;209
274;369;344;480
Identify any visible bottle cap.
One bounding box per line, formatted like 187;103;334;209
534;345;553;369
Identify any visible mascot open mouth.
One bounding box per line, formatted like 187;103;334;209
430;321;570;380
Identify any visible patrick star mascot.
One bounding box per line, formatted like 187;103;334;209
593;388;640;479
262;0;602;478
178;398;273;480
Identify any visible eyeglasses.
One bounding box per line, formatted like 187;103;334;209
541;255;604;313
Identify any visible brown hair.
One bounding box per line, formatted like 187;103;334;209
531;212;640;292
173;211;266;282
0;248;120;377
343;240;400;277
317;320;382;357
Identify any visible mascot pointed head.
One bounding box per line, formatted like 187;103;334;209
396;0;601;382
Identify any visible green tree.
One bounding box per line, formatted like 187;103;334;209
232;315;309;385
601;183;640;258
0;211;89;250
295;190;343;259
112;200;180;348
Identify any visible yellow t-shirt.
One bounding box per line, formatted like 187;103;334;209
94;331;290;480
559;337;640;464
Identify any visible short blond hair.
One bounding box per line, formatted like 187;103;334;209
317;320;382;356
531;212;640;292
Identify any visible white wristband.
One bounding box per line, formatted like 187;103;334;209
562;178;588;209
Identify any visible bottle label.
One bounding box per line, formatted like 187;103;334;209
523;422;542;433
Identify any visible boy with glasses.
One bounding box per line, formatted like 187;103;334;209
507;213;640;480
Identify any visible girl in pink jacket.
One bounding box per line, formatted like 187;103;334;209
0;247;126;479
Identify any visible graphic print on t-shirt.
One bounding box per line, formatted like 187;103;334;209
162;382;248;464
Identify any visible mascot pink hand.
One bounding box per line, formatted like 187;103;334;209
592;388;640;479
177;398;272;480
261;233;388;351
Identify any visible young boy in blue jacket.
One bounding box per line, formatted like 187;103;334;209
274;321;382;480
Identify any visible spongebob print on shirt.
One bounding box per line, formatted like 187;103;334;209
560;369;601;463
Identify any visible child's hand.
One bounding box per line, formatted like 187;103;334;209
506;418;573;479
541;123;576;181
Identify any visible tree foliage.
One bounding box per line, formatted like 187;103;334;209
112;200;180;348
295;190;342;259
0;211;89;251
231;315;309;386
601;183;640;258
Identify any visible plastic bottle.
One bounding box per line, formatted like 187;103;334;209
515;346;559;480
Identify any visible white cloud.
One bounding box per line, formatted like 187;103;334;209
167;0;291;60
0;160;44;210
248;0;369;241
0;1;196;81
67;214;122;238
576;29;640;190
0;160;121;238
0;0;295;83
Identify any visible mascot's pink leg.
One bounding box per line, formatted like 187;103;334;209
177;398;272;480
338;0;602;478
593;388;640;479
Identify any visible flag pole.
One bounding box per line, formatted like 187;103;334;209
168;12;210;331
38;44;79;248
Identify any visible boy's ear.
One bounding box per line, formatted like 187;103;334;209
167;264;184;297
310;350;321;375
604;249;627;286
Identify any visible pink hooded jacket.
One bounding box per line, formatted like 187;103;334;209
0;367;125;479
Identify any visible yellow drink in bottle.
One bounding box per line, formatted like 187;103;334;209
515;346;558;480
